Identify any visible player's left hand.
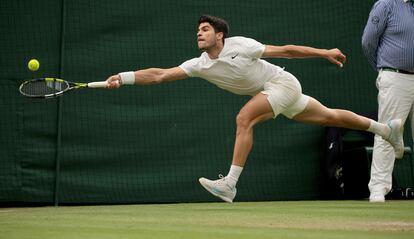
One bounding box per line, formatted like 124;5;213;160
326;48;346;68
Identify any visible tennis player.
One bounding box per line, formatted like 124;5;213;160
106;15;404;203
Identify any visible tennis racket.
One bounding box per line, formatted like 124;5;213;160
19;77;108;98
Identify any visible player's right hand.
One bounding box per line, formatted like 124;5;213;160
106;75;121;89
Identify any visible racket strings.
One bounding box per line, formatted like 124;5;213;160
20;80;69;97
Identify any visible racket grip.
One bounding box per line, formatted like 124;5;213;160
87;81;108;88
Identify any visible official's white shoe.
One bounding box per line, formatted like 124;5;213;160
369;193;385;203
385;119;404;159
199;175;236;203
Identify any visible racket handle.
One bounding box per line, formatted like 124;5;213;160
87;81;108;88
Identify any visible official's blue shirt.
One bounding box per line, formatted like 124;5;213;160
362;0;414;72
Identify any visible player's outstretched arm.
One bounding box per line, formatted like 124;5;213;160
262;45;346;67
106;67;188;89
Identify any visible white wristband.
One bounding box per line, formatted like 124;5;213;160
119;71;135;85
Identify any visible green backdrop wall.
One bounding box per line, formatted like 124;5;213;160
0;0;412;204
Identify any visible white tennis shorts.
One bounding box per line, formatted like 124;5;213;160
261;70;309;119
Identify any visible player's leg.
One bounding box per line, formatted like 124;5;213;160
292;97;372;130
199;93;274;202
231;93;275;167
292;96;404;158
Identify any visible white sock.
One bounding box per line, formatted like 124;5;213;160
226;165;243;188
367;120;390;139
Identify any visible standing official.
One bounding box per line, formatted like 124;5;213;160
362;0;414;203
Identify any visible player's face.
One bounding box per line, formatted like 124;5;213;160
197;22;221;51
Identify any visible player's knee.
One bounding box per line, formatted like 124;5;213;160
236;112;251;130
321;111;340;126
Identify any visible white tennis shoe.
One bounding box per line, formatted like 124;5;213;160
199;175;236;203
369;193;385;203
385;119;404;159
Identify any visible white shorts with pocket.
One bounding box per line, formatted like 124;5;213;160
261;70;309;119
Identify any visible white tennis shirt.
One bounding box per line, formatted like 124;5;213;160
179;36;284;96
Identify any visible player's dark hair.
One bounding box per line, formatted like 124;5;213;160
198;15;229;43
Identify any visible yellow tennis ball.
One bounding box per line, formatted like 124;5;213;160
28;59;40;71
